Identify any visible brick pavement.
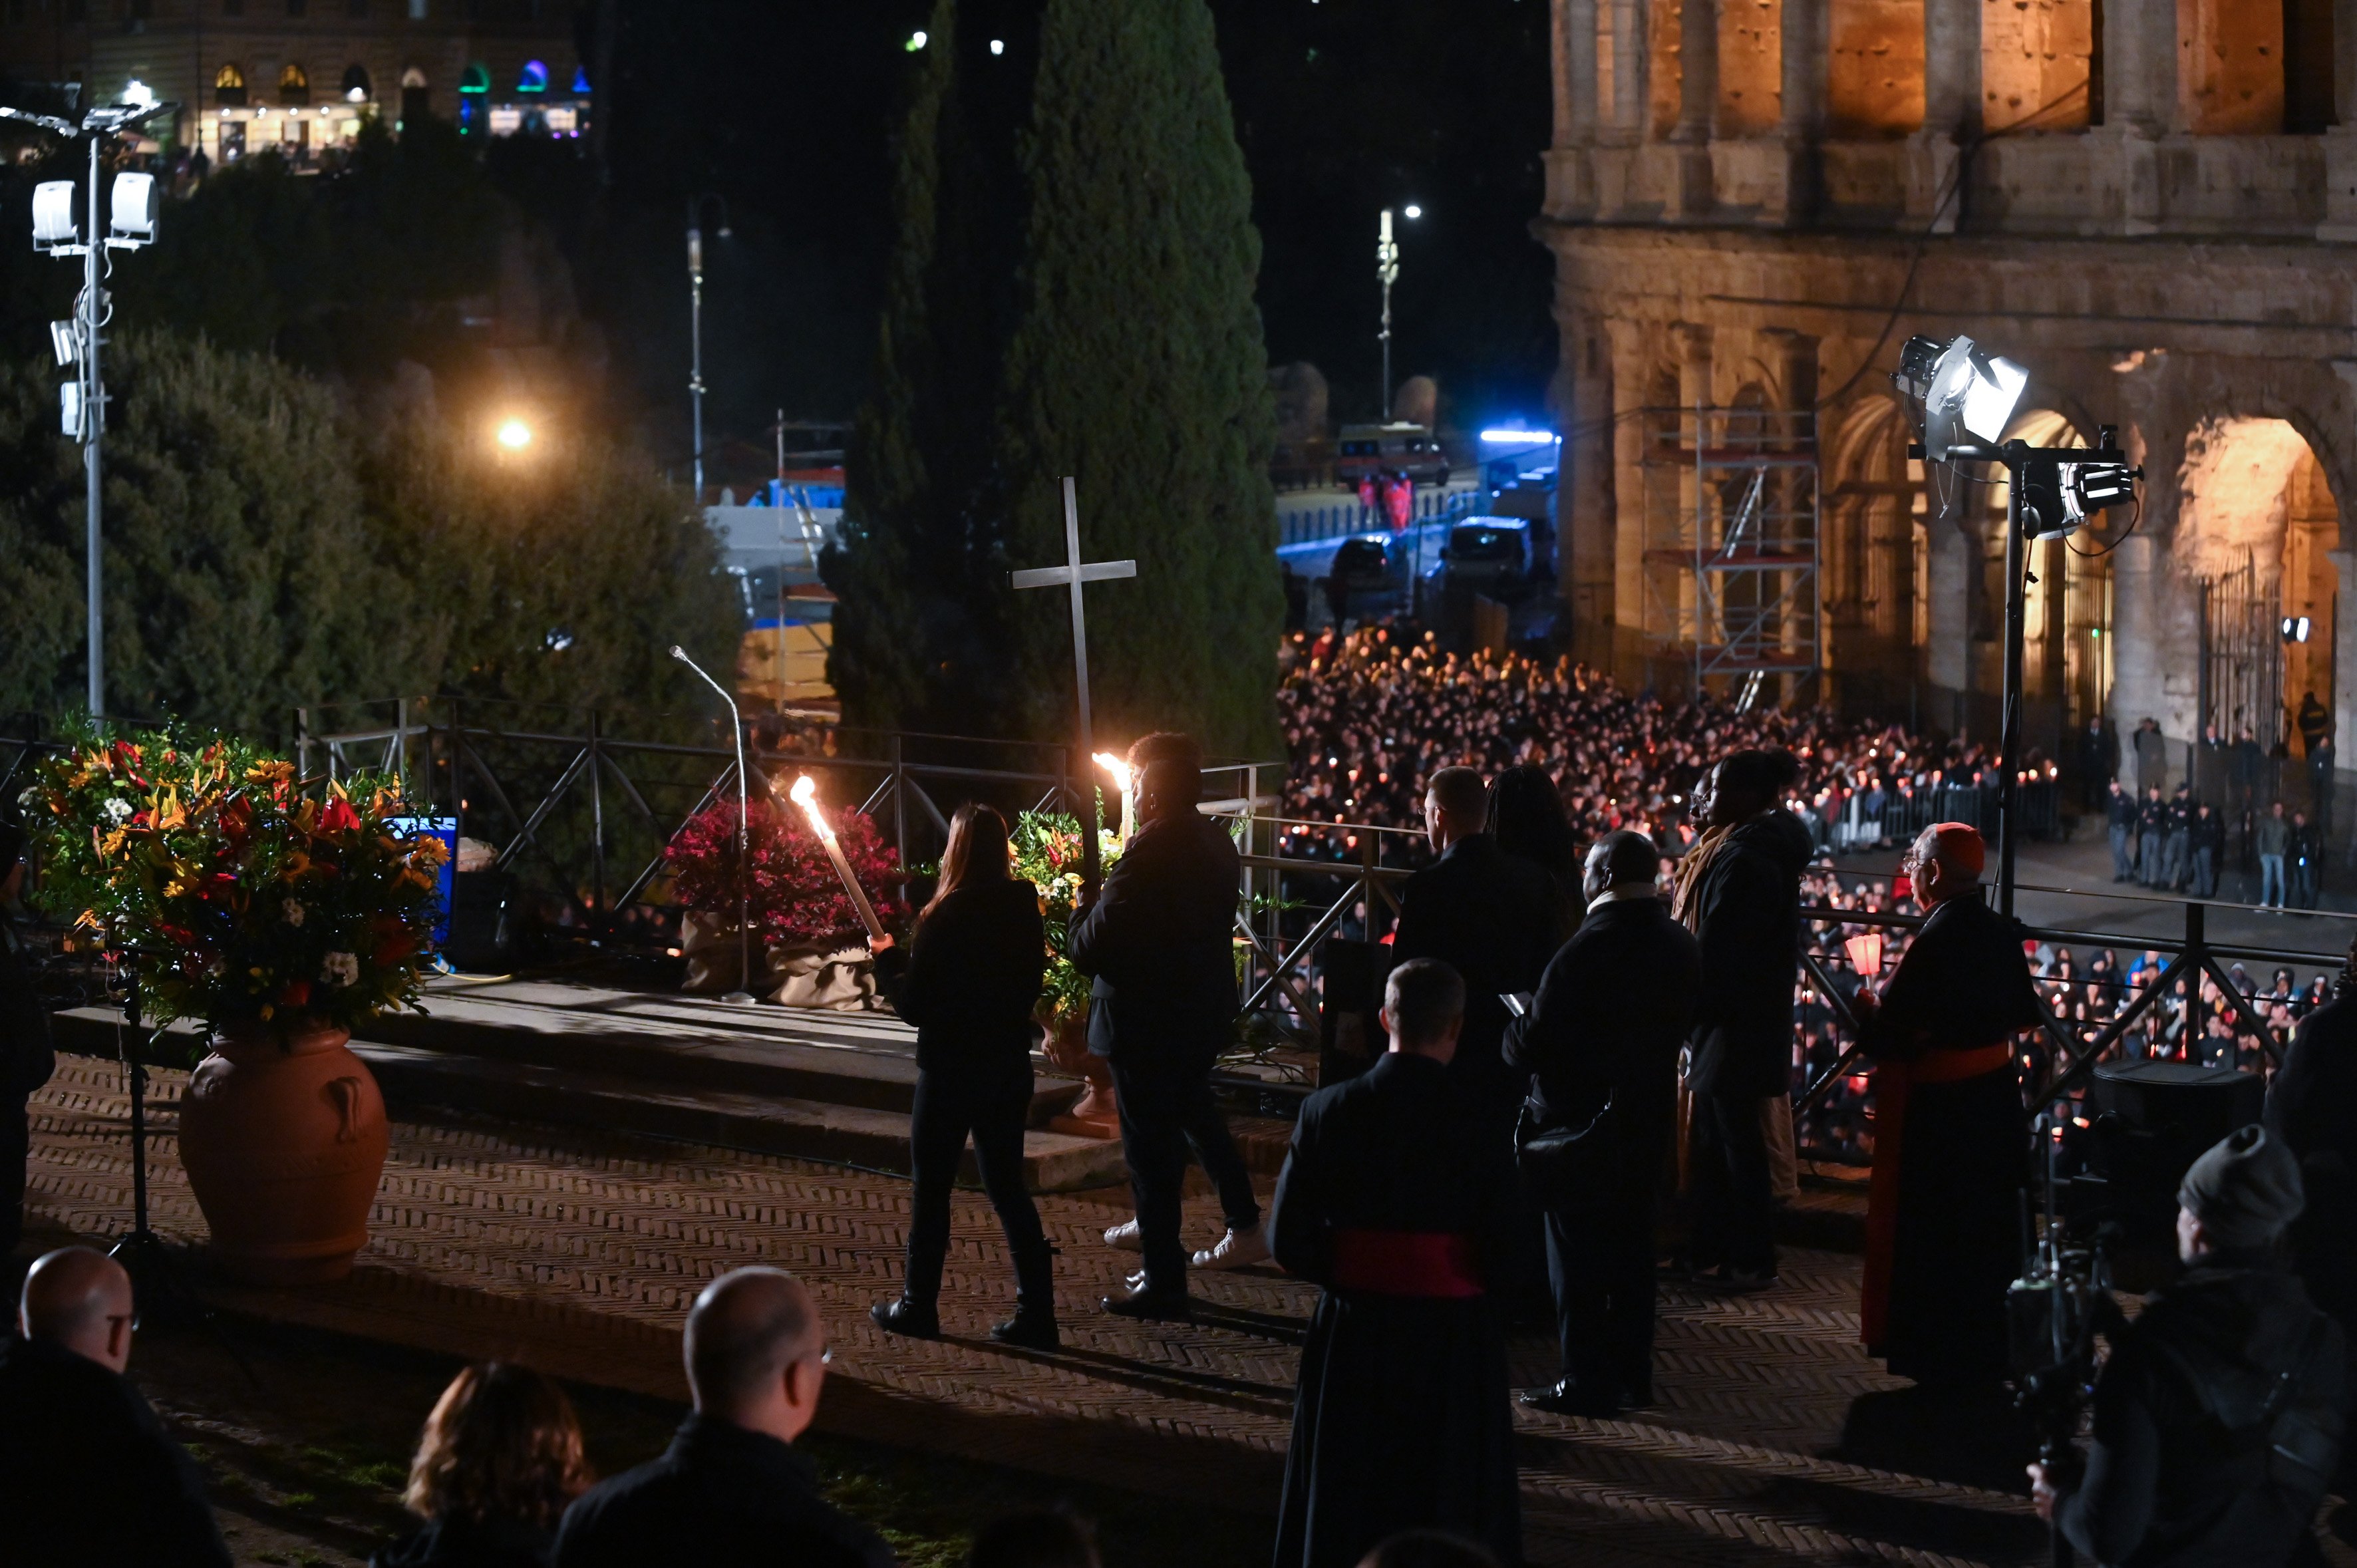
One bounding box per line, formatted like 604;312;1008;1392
25;1052;2058;1567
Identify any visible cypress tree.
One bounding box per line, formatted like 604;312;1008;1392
996;0;1281;757
830;0;1032;734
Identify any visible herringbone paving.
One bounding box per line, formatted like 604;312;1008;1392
25;1053;2059;1567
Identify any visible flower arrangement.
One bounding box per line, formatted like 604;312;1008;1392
23;723;447;1037
665;798;901;953
1009;808;1123;1025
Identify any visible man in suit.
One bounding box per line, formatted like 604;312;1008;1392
1505;830;1700;1416
1070;732;1263;1320
1389;766;1558;1120
1675;748;1810;1291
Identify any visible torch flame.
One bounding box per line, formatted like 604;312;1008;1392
788;774;836;844
1092;751;1132;789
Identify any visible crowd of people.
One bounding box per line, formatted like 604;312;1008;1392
1273;627;2028;864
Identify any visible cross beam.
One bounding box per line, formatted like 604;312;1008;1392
1011;476;1136;896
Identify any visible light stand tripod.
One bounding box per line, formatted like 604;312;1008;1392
106;961;204;1327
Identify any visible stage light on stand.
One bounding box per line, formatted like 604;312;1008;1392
1897;334;2028;461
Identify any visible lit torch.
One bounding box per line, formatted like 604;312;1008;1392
1092;750;1135;839
787;775;889;948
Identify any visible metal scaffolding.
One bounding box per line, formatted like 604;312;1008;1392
1639;404;1821;707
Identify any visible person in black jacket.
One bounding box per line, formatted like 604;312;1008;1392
1505;830;1700;1416
1671;749;1809;1291
1;821;56;1256
553;1267;893;1568
2032;1128;2348;1567
2267;941;2357;1352
2105;780;2138;883
376;1362;592;1568
1485;765;1581;944
2189;800;2225;899
2290;808;2324;909
2136;784;2167;885
1390;766;1558;1119
1068;733;1262;1320
0;1246;232;1568
869;802;1056;1347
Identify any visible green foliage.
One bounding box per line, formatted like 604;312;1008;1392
0;330;738;732
999;0;1284;758
832;0;1284;756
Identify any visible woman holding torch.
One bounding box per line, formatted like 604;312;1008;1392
864;801;1058;1348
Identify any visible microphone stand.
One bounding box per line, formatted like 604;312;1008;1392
106;958;203;1329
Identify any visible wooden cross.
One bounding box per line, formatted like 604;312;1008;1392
1011;476;1136;894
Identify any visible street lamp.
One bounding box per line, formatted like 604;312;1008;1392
1376;204;1420;420
671;643;756;1004
5;98;170;720
686;192;732;503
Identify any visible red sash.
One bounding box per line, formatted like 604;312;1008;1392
1860;1042;2016;1350
1331;1229;1486;1299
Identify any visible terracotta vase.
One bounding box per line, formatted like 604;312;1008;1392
178;1018;390;1285
1041;1015;1120;1140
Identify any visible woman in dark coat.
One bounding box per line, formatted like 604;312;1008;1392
374;1362;591;1568
1486;764;1580;941
870;802;1056;1348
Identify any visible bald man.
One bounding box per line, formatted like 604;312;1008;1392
1852;824;2042;1391
554;1266;893;1567
0;1247;231;1567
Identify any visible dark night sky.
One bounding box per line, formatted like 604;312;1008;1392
584;0;1554;476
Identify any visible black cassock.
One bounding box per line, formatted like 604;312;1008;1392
1861;894;2041;1386
1270;1050;1521;1568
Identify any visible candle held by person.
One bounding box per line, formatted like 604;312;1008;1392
786;775;889;947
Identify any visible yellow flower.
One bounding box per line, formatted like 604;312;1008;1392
245;760;295;786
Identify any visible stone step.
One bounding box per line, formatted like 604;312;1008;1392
347;1041;1130;1194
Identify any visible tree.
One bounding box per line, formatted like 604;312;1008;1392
995;0;1282;757
830;0;1033;735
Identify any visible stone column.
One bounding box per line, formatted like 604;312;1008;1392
1607;0;1651;138
2096;0;2176;234
1671;0;1720;215
1609;319;1654;676
2332;548;2357;779
1673;323;1716;689
1565;0;1601;142
1776;0;1826;225
1925;508;1975;727
1563;308;1619;667
1907;0;1981;230
2320;0;2357;237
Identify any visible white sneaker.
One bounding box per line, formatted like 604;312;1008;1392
1191;1223;1271;1271
1104;1219;1143;1251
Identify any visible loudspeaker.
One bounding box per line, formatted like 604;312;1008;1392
2070;1062;2265;1248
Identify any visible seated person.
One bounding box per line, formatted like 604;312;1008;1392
0;1246;232;1567
375;1360;593;1567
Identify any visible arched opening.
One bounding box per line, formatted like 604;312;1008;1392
1827;0;1925;136
2176;418;2340;752
1980;410;2113;744
1981;0;2094;131
278;63;310;106
1822;395;1921;710
214;63;246;106
400;65;429;122
341;63;371;102
459;61;491;95
518;59;549;94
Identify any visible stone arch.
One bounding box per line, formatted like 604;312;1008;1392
1821;394;1917;705
2173;416;2341;748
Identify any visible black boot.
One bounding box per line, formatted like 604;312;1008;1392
991;1239;1060;1350
870;1296;941;1339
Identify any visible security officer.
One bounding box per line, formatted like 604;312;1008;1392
2031;1127;2347;1566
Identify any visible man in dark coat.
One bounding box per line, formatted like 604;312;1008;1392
1674;748;1810;1290
1271;959;1521;1568
2106;780;2139;883
2161;784;2194;891
2189;801;2224;899
1068;732;1263;1319
1852;824;2040;1389
555;1267;895;1568
2033;1128;2348;1567
2290;808;2324;909
2267;953;2357;1352
1389;766;1559;1118
2136;784;2167;886
0;1247;232;1567
1505;830;1700;1416
2;822;57;1255
2079;716;2117;813
2132;716;2168;797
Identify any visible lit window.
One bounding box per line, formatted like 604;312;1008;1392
214;62;247;106
278;62;310;106
518;60;548;93
341;63;371;101
458;61;490;94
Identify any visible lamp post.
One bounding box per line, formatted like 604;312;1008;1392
671;644;756;1003
686;192;731;503
1376;204;1420;420
7;98;167;718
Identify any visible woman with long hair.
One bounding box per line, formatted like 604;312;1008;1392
374;1362;591;1568
1485;764;1581;939
869;801;1055;1347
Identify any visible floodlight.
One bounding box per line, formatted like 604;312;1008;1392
108;170;157;244
1895;334;2027;460
60;381;82;440
2018;454;2141;540
2283;616;2313;645
48;319;75;367
495;417;533;450
31;180;77;247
